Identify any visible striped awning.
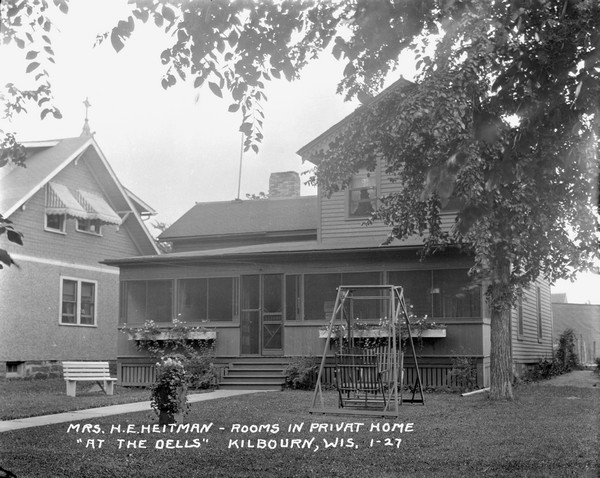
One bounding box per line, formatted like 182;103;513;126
46;182;88;219
77;190;122;225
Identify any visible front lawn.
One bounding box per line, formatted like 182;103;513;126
1;383;598;477
0;378;150;420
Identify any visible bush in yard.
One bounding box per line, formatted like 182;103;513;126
284;357;319;390
150;356;188;425
181;345;218;390
555;328;581;372
448;355;477;393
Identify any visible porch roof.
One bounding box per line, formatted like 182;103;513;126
159;195;318;241
103;237;424;266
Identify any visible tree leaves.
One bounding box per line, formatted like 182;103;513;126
208;82;222;98
25;62;40;73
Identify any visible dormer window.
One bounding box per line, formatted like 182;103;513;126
349;173;377;217
76;218;102;235
45;213;66;233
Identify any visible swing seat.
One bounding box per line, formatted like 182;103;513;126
335;352;386;408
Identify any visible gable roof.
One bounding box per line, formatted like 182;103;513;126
296;77;413;160
160;196;318;241
0;135;160;255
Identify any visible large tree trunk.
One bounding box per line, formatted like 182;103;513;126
488;262;514;400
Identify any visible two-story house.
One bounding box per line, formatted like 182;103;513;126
106;81;553;389
0;132;159;378
107;168;552;390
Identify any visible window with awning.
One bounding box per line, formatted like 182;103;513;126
45;182;88;219
76;190;122;225
45;183;123;230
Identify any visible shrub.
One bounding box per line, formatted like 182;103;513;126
182;346;218;390
448;356;477;393
284;357;319;390
150;356;188;425
555;328;581;372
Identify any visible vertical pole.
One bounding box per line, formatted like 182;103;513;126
236;133;244;200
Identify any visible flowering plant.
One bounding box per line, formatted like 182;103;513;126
150;356;188;425
120;317;215;357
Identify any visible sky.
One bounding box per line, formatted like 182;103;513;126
1;1;598;304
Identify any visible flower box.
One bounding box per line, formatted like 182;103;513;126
128;331;216;341
318;328;446;339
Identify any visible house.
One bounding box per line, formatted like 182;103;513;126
105;81;553;389
551;294;599;365
107;166;553;389
0;131;159;378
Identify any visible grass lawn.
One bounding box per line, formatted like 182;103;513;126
0;378;150;420
0;382;598;477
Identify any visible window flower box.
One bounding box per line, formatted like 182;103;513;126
127;331;216;341
318;325;446;339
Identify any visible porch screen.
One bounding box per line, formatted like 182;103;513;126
121;280;173;323
177;278;208;321
304;273;341;321
432;269;481;318
388;270;431;318
388;269;481;319
341;272;382;320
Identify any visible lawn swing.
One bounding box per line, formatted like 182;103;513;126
309;285;425;418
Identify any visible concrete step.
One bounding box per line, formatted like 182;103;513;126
219;381;283;391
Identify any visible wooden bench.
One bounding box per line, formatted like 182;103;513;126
62;361;117;397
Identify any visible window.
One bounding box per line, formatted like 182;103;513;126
349;173;377;217
178;278;207;321
285;275;302;321
536;286;542;341
208;277;235;320
517;297;524;339
176;277;237;322
45;214;66;233
60;278;97;326
341;272;382;320
432;269;481;318
388;270;432;317
304;273;341;321
389;269;481;319
120;280;172;324
76;218;102;235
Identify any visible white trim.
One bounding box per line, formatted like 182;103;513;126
5;138;94;218
44;213;66;234
59;276;99;326
10;253;119;275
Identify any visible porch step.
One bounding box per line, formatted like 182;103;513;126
219;359;288;391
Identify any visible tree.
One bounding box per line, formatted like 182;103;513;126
107;0;598;399
0;0;70;268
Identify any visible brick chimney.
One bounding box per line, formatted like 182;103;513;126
269;171;301;198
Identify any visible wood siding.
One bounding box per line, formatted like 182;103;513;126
511;278;554;365
3;158;141;265
320;171;457;245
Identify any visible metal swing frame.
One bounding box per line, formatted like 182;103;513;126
309;285;425;418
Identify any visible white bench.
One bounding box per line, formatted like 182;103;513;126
62;361;117;397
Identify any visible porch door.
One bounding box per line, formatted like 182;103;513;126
240;274;283;356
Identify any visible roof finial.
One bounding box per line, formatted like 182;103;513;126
81;97;92;137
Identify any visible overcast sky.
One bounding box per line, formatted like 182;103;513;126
2;1;598;303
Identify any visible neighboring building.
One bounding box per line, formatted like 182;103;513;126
551;294;600;364
0;132;159;378
106;82;553;389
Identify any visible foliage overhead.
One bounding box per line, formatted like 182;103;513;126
107;0;600;303
0;0;68;123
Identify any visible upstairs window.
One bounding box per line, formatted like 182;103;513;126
60;277;97;326
76;218;102;235
45;214;66;233
349;174;377;217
